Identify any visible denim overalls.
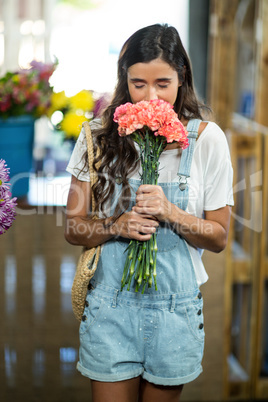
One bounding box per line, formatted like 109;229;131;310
77;119;205;386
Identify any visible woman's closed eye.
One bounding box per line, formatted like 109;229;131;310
134;83;169;89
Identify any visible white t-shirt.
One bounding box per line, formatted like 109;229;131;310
66;121;234;286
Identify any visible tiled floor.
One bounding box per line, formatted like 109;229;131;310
0;211;228;401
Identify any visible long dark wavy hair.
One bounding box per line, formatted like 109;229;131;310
88;24;209;219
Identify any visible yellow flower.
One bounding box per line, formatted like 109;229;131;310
50;91;69;111
11;74;19;84
69;90;94;112
60;112;86;139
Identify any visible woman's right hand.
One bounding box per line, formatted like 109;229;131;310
65;175;159;247
110;210;159;241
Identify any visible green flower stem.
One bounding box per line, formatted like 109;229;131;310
120;129;166;292
121;258;130;289
141;242;146;279
149;236;154;266
127;241;139;291
153;233;158;290
121;240;134;289
135;246;143;281
145;240;150;278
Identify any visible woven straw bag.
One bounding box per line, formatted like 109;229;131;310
71;121;101;321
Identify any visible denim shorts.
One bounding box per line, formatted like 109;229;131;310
77;281;205;386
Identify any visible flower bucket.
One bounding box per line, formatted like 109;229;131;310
0;115;35;198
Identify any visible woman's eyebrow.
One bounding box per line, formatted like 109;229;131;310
156;78;172;82
129;78;146;82
129;78;172;82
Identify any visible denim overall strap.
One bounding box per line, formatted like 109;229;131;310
177;119;201;211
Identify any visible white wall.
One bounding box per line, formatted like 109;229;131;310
0;0;189;94
49;0;189;94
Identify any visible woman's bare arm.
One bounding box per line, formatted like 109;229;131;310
64;176;159;248
133;184;231;253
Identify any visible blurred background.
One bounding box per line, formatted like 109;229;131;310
0;0;267;401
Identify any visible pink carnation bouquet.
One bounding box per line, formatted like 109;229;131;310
0;160;17;235
113;99;189;292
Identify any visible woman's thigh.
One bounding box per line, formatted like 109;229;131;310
139;378;184;402
91;377;140;402
91;377;184;402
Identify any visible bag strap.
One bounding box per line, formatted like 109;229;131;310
82;121;98;213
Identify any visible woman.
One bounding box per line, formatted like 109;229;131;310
65;24;234;402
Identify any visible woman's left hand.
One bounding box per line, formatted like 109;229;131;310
133;184;172;222
133;184;232;254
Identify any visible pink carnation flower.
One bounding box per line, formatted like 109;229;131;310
114;99;188;148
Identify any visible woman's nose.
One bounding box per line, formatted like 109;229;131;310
145;87;158;101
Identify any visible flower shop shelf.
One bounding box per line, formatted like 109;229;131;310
224;117;268;400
